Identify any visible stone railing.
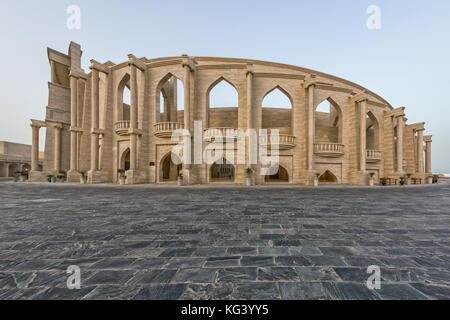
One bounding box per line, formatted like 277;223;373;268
366;149;382;162
314;142;344;157
204;127;237;142
260;134;296;150
153;122;184;138
114;121;130;136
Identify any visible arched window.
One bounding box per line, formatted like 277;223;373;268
160;152;182;182
264;165;289;183
319;170;338;183
210;157;235;182
314;98;342;143
366;112;379;150
262;87;292;134
156;75;184;123
207;78;238;128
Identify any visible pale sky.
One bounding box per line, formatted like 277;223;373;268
0;0;449;172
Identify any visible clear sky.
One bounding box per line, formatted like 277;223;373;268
0;0;449;172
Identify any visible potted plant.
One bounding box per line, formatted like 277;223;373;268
14;171;21;182
399;176;405;186
80;172;87;184
177;172;183;186
245;167;253;186
405;173;412;185
57;170;66;182
47;174;55;183
368;172;375;186
19;171;28;182
380;177;388;186
117;169;126;185
314;173;320;187
433;174;439;183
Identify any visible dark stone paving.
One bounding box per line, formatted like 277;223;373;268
0;180;449;300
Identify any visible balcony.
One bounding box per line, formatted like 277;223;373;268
204;127;237;142
366;149;382;162
314;142;344;157
260;134;296;150
153;122;184;138
114;121;130;136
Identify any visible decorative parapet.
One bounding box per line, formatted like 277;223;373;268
314;142;344;157
153;122;184;138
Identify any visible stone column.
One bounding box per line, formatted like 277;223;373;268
416;128;425;174
31;124;40;171
359;99;367;173
54;124;62;172
306;84;315;172
183;62;191;133
395;115;404;174
129;64;138;170
69;74;78;172
424;136;432;174
90;68;99;171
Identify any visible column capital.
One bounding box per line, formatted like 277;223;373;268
423;135;432;143
406;122;425;132
181;55;196;72
69;68;88;80
246;62;254;76
30;119;46;128
89;59;110;74
127;54;146;71
349;91;369;104
303;74;317;89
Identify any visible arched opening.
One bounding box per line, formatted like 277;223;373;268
207;78;238;129
366;112;380;150
156;74;184;124
160;152;182;182
314;98;342;143
264;165;289;183
117;74;131;121
319;170;338;183
210;157;235;182
120;148;130;171
262;86;292;134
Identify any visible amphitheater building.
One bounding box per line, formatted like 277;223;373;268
29;42;433;185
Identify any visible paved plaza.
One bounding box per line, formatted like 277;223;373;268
0;180;449;300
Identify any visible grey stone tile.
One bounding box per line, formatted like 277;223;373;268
295;267;341;282
258;247;290;256
127;269;177;285
323;282;380;300
172;268;218;283
227;247;257;256
241;256;275;267
279;282;327;300
133;284;186;300
204;256;240;268
275;256;311;266
232;282;281;299
83;270;136;285
257;267;299;281
180;283;234;300
410;283;450;300
375;284;430;300
217;268;257;282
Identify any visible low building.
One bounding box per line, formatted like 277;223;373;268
29;42;433;185
0;141;42;177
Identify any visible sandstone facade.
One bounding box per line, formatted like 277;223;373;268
29;42;432;185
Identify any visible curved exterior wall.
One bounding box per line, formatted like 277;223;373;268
29;42;433;185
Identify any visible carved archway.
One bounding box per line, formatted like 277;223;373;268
319;170;338;183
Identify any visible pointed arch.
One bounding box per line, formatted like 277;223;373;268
262;85;293;108
264;164;289;183
117;73;130;121
319;169;338;183
120;147;130;171
206;76;239;128
366;111;380;150
159;151;182;182
314;97;343;144
210;157;235;182
261;85;293;133
155;72;184;123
